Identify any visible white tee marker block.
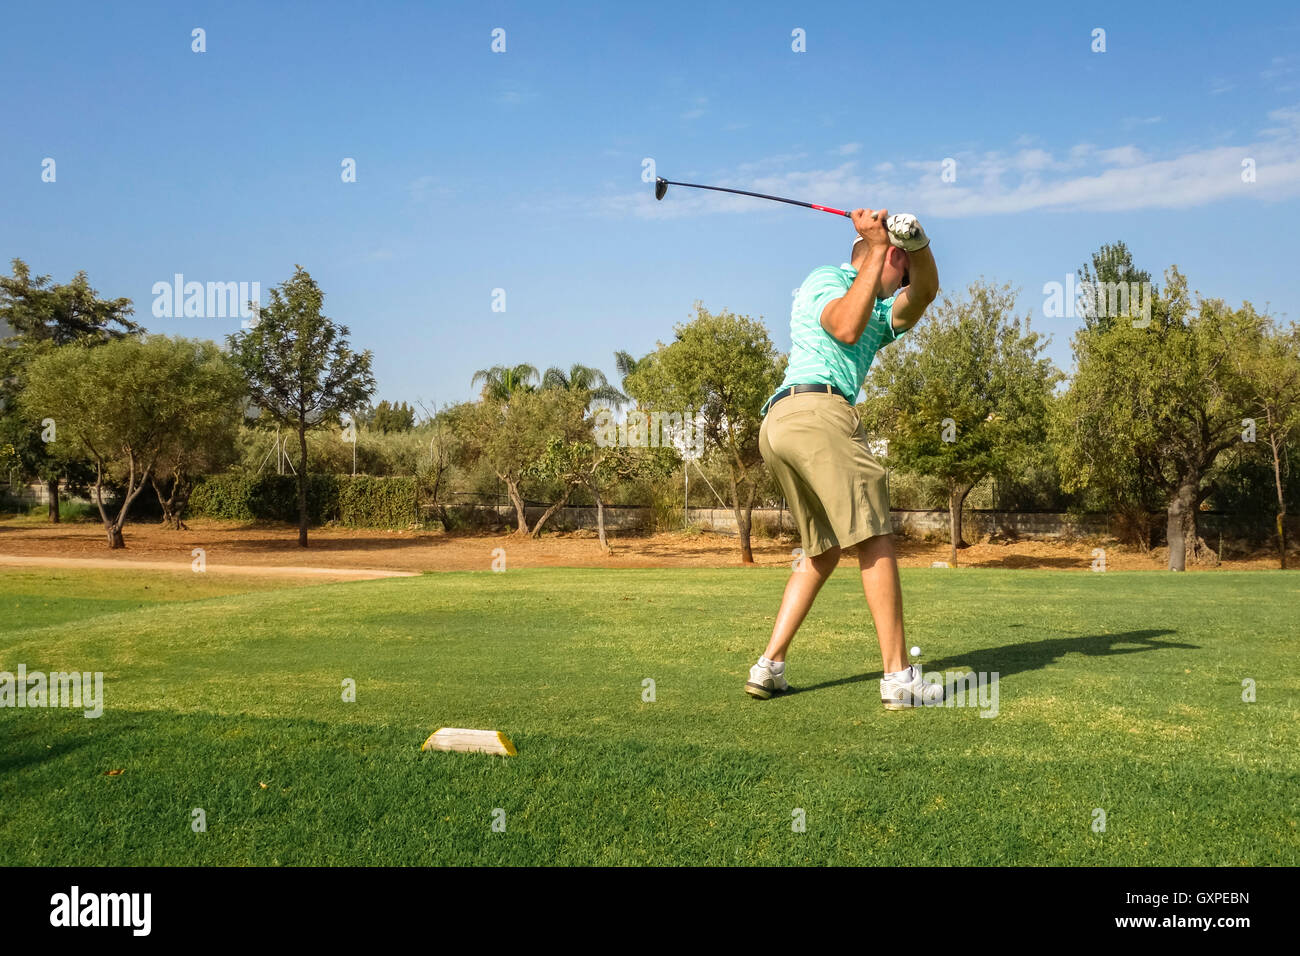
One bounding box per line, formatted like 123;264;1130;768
421;727;517;756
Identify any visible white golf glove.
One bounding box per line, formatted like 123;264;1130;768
886;213;929;252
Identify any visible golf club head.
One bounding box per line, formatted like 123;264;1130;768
654;178;667;200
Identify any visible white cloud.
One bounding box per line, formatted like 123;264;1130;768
1013;149;1054;171
835;143;862;156
1095;146;1147;166
681;96;708;120
1261;56;1295;80
600;106;1300;220
497;87;539;106
407;175;453;203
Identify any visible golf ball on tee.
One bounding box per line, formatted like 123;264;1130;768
910;646;921;658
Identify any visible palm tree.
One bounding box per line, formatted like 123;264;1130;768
471;364;538;403
613;351;643;390
541;363;626;408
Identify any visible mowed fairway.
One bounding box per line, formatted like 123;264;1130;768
1;565;1297;866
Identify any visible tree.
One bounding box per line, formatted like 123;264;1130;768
861;280;1061;565
0;259;139;521
541;363;626;408
226;267;375;547
625;304;785;564
529;434;658;550
1231;318;1300;568
459;387;589;535
150;355;245;529
1053;267;1258;571
372;400;416;433
613;350;646;396
1077;240;1155;333
0;259;139;346
471;364;538;403
21;336;244;548
416;403;469;529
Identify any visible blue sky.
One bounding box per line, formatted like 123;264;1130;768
3;0;1299;409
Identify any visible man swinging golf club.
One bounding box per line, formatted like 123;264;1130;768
746;207;942;709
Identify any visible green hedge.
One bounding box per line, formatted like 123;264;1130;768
189;474;418;528
334;475;420;528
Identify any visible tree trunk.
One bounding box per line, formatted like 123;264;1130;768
152;473;191;531
736;508;754;564
92;462;112;543
98;456;155;551
948;481;973;566
729;471;755;565
741;490;758;565
1182;484;1218;567
505;478;528;534
1166;476;1197;571
1270;432;1287;570
593;487;609;551
47;477;60;523
530;485;573;539
297;420;309;548
435;503;452;531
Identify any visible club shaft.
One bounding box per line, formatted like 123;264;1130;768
661;180;850;218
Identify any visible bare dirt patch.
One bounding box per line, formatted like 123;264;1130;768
0;515;1291;574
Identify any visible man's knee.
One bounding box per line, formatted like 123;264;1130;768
857;533;896;563
805;545;841;575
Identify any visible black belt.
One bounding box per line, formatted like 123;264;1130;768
762;383;851;416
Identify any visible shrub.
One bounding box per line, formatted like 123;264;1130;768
189;473;419;528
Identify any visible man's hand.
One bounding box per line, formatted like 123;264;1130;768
885;213;929;252
851;208;890;248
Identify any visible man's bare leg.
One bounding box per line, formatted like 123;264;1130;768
858;533;908;673
761;546;840;662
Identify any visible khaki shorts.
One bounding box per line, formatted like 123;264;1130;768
758;391;893;557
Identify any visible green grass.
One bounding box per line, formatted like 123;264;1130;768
1;565;1297;866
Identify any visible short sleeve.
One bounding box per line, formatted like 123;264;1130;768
873;293;904;346
799;266;852;327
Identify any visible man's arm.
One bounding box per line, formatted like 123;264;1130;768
820;207;890;346
890;243;938;333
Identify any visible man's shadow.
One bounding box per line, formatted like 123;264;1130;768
785;628;1195;695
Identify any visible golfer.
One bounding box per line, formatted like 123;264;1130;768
746;208;941;708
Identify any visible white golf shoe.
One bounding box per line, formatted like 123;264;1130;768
744;661;790;700
880;665;945;710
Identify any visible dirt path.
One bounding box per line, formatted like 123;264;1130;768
0;553;418;581
0;516;1291;573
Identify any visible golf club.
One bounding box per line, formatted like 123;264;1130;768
654;176;876;220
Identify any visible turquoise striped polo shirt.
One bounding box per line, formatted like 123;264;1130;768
762;263;904;415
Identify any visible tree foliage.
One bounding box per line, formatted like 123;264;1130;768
226;266;375;547
1052;266;1260;569
861;280;1061;563
625;304;785;563
21;336;244;547
0;259;140;520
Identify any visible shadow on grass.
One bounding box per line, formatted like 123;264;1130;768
786;628;1195;695
0;713;151;774
964;555;1090;569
